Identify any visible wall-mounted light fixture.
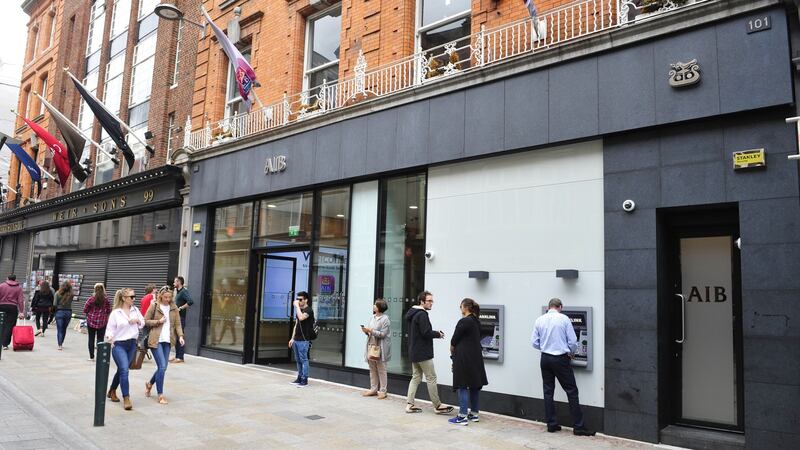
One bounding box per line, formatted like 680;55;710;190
469;271;489;280
556;269;579;279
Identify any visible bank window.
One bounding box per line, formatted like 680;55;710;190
377;173;427;375
205;203;254;352
303;5;341;98
416;0;471;68
255;192;314;247
225;47;251;118
310;186;350;366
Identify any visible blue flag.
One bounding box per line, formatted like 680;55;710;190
4;142;42;195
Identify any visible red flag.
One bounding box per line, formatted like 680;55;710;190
23;117;71;188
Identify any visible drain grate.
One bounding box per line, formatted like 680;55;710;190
305;415;325;420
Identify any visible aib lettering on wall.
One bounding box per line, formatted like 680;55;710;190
687;285;727;302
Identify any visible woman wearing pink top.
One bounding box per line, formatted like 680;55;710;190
105;288;144;411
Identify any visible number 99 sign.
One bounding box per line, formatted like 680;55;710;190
143;189;155;202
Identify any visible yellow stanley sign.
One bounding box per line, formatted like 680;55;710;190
732;148;766;170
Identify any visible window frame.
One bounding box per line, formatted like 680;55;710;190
128;29;157;107
171;20;183;88
38;75;48;116
302;4;342;94
414;0;471;52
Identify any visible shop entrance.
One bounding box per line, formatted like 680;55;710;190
254;250;310;363
659;206;743;433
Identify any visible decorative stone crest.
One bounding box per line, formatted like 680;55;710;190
669;59;700;88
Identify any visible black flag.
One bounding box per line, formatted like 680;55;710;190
71;78;136;169
39;97;87;182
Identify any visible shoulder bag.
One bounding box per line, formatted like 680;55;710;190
367;334;381;361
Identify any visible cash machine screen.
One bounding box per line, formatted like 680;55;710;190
478;306;503;362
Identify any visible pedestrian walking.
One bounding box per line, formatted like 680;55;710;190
143;285;184;405
139;284;156;320
404;291;453;414
83;283;111;361
361;299;391;399
288;291;314;387
53;281;74;351
531;298;595;436
31;281;53;337
0;274;25;350
105;288;144;411
172;276;193;363
448;298;488;426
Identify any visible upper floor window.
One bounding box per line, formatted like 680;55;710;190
138;0;158;20
171;20;183;87
225;47;251;117
304;5;341;97
110;0;132;38
104;52;126;115
129;30;156;106
27;25;40;62
38;75;48;116
78;69;100;131
86;1;106;56
416;0;471;69
166;112;175;161
47;5;56;48
21;86;32;117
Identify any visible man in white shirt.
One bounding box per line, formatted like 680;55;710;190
532;298;595;436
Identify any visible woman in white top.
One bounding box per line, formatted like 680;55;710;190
144;286;184;404
105;288;144;411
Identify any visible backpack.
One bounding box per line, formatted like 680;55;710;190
295;310;319;341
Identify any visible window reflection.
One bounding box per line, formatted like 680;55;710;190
256;193;313;247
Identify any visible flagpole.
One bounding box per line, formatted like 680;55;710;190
63;68;154;155
251;90;265;109
34;92;120;165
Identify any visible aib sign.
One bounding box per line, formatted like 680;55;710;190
669;59;701;88
687;285;727;303
264;155;287;175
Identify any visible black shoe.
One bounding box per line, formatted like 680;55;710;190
547;425;562;433
573;428;595;436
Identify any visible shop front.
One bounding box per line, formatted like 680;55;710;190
182;4;799;448
0;166;185;312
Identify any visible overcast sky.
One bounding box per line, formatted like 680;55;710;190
0;3;29;188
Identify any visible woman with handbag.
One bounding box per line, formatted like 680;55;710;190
31;281;53;337
448;298;488;426
361;299;391;399
53;281;74;350
143;285;184;404
105;288;144;411
83;283;111;361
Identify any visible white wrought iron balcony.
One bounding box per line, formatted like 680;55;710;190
185;0;711;152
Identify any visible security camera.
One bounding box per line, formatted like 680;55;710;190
622;199;636;213
424;250;434;260
192;240;200;247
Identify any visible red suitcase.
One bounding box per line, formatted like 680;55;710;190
12;322;34;351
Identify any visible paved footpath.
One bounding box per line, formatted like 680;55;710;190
0;328;681;450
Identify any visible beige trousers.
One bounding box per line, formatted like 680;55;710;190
406;359;441;407
368;359;388;393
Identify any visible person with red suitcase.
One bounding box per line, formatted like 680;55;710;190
0;274;25;350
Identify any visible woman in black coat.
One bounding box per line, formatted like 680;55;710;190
449;298;488;426
31;281;54;337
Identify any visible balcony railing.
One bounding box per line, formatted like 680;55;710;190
185;0;709;151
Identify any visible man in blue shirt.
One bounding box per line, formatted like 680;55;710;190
532;298;595;436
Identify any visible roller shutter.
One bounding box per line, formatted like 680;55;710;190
0;237;15;279
56;251;108;314
105;245;171;309
13;233;31;279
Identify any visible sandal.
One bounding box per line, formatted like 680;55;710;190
145;382;153;398
435;405;454;415
405;404;423;414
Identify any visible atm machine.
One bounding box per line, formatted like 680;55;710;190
541;306;593;370
478;305;504;362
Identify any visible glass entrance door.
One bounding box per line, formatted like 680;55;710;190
673;235;742;429
255;250;310;362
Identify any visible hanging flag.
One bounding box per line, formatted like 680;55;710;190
70;78;136;169
1;140;42;195
524;0;537;17
39;97;87;182
202;7;260;111
23;117;72;189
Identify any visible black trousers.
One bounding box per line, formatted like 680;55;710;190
0;304;18;347
35;311;51;332
540;352;584;429
87;326;106;359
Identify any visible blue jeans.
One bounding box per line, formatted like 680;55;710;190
54;310;71;347
293;340;310;380
149;342;171;394
110;339;137;397
458;387;481;416
175;314;186;359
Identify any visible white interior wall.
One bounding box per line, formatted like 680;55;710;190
424;141;606;407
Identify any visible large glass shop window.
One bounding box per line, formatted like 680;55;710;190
255;192;313;247
377;173;427;375
310;187;350;365
205;203;253;351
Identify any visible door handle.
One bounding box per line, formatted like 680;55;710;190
287;291;294;318
675;293;685;344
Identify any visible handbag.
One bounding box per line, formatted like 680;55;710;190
129;347;147;370
367;335;381;361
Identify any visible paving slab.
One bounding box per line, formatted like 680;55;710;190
0;328;682;449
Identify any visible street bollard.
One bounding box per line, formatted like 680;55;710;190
94;342;111;426
0;311;5;360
